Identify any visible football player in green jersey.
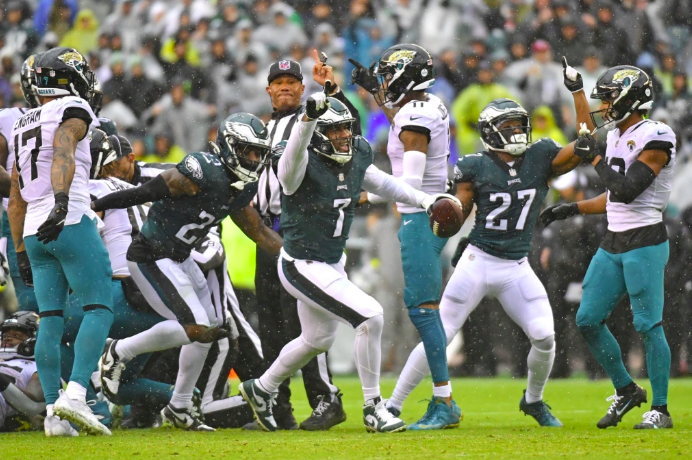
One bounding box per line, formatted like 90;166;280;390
92;113;283;430
387;58;594;428
239;85;459;433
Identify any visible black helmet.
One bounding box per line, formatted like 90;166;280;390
590;65;653;131
210;113;271;189
20;54;40;108
34;47;95;102
373;44;435;107
91;77;104;116
89;129;132;179
311;97;356;164
478;98;532;156
0;311;39;361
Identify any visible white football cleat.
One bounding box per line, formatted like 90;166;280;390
53;389;112;436
100;339;126;399
44;414;79;437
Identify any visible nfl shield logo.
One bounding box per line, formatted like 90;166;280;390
338;173;344;181
509;168;517;177
279;60;291;70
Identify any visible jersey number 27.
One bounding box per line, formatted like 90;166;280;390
486;189;536;231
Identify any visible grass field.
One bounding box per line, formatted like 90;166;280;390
3;376;691;459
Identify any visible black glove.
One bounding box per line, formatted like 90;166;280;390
36;192;69;243
562;56;583;93
574;133;599;162
348;58;380;94
305;90;330;120
16;251;33;287
451;237;470;267
539;202;579;227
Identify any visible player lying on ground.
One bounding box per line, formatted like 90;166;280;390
385;58;592;428
239;85;460;433
540;65;676;430
92;113;282;431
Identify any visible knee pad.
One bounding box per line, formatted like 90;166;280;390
355;314;383;338
301;328;336;353
575;305;604;329
531;334;555;352
527;317;554;343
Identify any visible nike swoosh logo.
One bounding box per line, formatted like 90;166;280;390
365;414;378;428
616;401;630;417
252;391;266;411
576;147;590;151
657;131;666;135
403;220;413;225
410;116;421;121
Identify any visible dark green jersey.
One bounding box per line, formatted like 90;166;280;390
281;136;373;264
454;138;562;260
130;152;257;262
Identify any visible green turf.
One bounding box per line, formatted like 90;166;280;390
3;377;691;459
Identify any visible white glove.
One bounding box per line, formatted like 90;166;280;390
305;92;330;119
0;252;9;287
421;193;463;215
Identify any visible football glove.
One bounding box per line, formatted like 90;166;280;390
0;252;8;286
539;202;580;227
348;58;380;94
36;192;69;243
305;91;330;120
562;56;583;93
451;237;470;267
16;251;33;287
421;193;463;215
574;133;599;162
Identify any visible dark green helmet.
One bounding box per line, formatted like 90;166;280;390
478;98;531;156
211;113;271;188
311;97;356;164
98;117;118;136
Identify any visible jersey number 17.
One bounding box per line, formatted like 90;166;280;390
14;127;42;190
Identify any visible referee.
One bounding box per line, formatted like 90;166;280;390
252;54;362;431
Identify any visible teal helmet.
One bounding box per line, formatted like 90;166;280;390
311;97;356;164
211;113;271;188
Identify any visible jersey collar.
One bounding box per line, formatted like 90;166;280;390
485;150;525;176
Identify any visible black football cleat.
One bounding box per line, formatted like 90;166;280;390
597;384;647;429
299;394;347;431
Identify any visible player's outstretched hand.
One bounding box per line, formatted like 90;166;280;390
16;251;33;287
36;192;69;244
574;133;599;162
348;58;380;94
422;193;462;215
539;202;579;227
305;90;330;120
562;57;583;93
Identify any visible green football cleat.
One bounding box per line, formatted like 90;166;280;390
634;410;673;429
239;379;278;432
520;390;563;427
363;399;406;433
408;397;461;430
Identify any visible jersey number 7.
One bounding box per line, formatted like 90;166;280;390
14;127;43;190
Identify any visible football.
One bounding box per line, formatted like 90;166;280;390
428;198;464;237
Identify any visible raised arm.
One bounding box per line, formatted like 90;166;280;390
277;118;314;196
93;168;199;212
230;204;283;256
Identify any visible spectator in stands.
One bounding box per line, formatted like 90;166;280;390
140;132;186;164
531;106;568;146
553;15;591;65
0;52;15;107
122;57;163;118
210;0;243;39
585;1;634;66
102;53;128;100
46;0;75;40
255;2;307;54
102;0;144;53
235;54;272;116
504;39;562;115
4;1;39;58
60;8;99;55
34;0;78;37
576;48;607;107
227;19;270;70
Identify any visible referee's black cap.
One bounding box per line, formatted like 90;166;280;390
267;60;303;84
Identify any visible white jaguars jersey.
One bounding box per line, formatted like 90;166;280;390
0;107;28;210
388;93;450;214
11;96;98;237
0;358;37;428
90;178;148;277
604;119;676;232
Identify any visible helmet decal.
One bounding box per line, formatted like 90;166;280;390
612;68;640;86
386;50;416;69
58;51;87;73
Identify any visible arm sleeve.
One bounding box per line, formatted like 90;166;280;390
402;150;426;190
277;119;316;195
362;164;427;208
92;174;171;212
0;375;45;417
594;159;656;204
332;89;362;136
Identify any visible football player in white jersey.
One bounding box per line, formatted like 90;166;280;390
0;312;51;433
541;65;676;430
7;47;113;436
358;44;459;429
0;55;37;312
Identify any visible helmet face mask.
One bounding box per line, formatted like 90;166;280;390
589;65;653;131
213;113;271;188
479;99;532;156
0;311;39;361
20;54;40;108
89;129;118;179
373;44;436;107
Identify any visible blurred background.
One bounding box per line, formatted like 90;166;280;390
0;0;690;380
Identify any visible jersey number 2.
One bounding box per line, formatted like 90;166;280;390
486;189;536;231
176;211;216;244
333;198;351;237
14;127;43;189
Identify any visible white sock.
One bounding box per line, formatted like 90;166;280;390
65;381;87;403
259;336;320;394
170;341;212;409
354;315;383;402
46;404;54;417
389;342;430;412
432;382;452;398
526;341;555;404
116;320;191;362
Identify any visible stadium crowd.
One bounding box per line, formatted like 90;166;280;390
0;0;691;382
